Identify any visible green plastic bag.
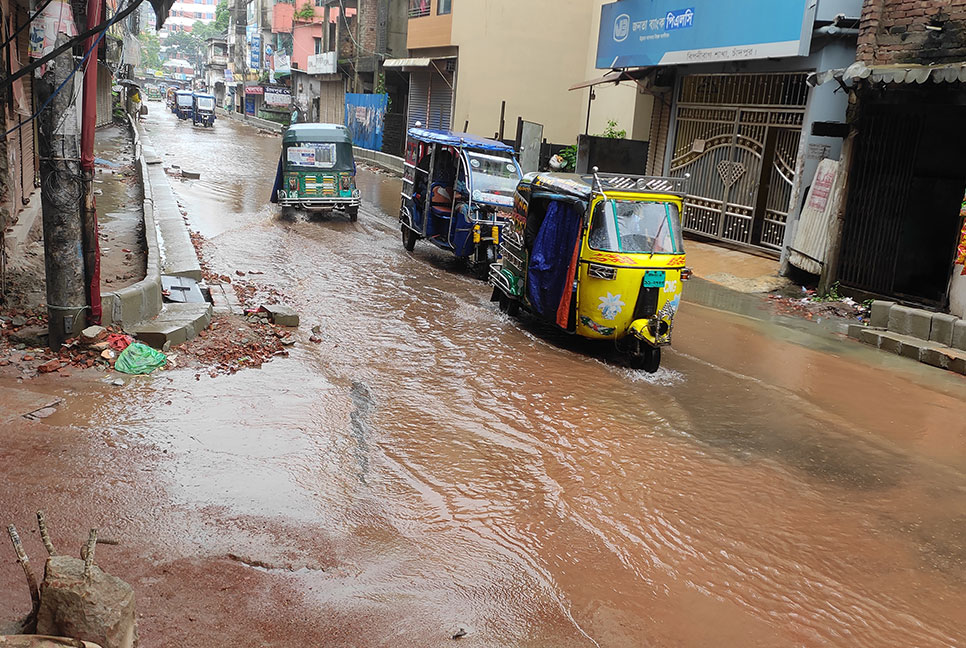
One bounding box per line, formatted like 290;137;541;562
114;342;167;375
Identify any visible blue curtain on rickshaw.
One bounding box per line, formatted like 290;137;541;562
527;200;580;320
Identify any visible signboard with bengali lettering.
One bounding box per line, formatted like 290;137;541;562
596;0;815;68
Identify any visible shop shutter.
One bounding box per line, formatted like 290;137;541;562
407;70;429;129
427;67;452;130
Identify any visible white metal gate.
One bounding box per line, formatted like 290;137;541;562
670;73;808;251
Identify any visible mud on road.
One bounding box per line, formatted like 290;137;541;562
1;105;964;648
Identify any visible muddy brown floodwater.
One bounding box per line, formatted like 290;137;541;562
1;104;964;648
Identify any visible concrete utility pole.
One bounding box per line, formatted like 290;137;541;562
37;34;87;348
232;0;247;106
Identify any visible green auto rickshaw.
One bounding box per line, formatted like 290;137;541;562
271;123;361;221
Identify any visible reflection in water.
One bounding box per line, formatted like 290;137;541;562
63;107;966;647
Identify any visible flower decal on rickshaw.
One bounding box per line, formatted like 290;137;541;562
598;293;625;320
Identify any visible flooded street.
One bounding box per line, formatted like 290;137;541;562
3;105;964;647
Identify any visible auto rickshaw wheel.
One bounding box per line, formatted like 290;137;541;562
630;346;661;373
347;207;359;222
401;225;418;251
280;206;297;220
474;244;496;280
498;292;519;317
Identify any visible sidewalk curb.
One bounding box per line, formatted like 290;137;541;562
100;115;163;327
100;114;211;348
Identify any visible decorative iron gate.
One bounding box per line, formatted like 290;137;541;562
670;73;808;251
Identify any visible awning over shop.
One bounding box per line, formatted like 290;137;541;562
384;58;432;68
808;61;966;87
383;56;457;69
568;67;655;91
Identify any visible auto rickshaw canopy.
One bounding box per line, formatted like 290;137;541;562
283;123;354;146
407;128;515;154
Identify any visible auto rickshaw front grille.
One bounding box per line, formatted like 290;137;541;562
633;286;660;320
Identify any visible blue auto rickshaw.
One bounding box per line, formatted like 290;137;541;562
174;90;193;120
400;128;523;276
192;93;216;127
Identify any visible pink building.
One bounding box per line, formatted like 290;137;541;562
273;3;355;71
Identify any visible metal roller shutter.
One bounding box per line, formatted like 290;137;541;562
427;66;452;130
408;70;429;129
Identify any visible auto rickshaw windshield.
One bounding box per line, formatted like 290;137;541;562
284;141;355;172
464;152;520;205
589;199;683;255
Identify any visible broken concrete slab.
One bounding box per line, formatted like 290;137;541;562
260;304;299;327
80;326;108;344
131;302;212;349
8;326;47;348
133;323;186;349
0;386;64;424
36;556;138;648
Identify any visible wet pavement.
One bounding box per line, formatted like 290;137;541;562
1;105;964;647
94;123;145;291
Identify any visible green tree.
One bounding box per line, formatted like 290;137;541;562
140;31;161;69
214;0;229;33
165;28;203;66
294;2;315;20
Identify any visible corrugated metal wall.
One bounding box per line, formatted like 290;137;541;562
3;0;38;224
96;62;113;127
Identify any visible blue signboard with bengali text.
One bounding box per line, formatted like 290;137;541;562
596;0;814;69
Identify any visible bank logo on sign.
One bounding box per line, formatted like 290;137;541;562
665;8;695;30
614;13;630;42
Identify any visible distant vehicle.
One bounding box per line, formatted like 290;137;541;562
145;85;161;101
399;128;523;277
271;123;361;221
174;90;193;120
489;170;691;373
192;93;216;127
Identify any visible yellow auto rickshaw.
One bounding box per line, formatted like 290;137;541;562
490;170;691;372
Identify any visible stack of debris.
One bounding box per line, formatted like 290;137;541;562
0;321;167;379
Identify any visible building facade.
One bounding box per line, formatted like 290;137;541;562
392;0;598;144
164;0;218;31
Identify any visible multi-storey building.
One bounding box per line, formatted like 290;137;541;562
164;0;218;32
390;0;597;145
